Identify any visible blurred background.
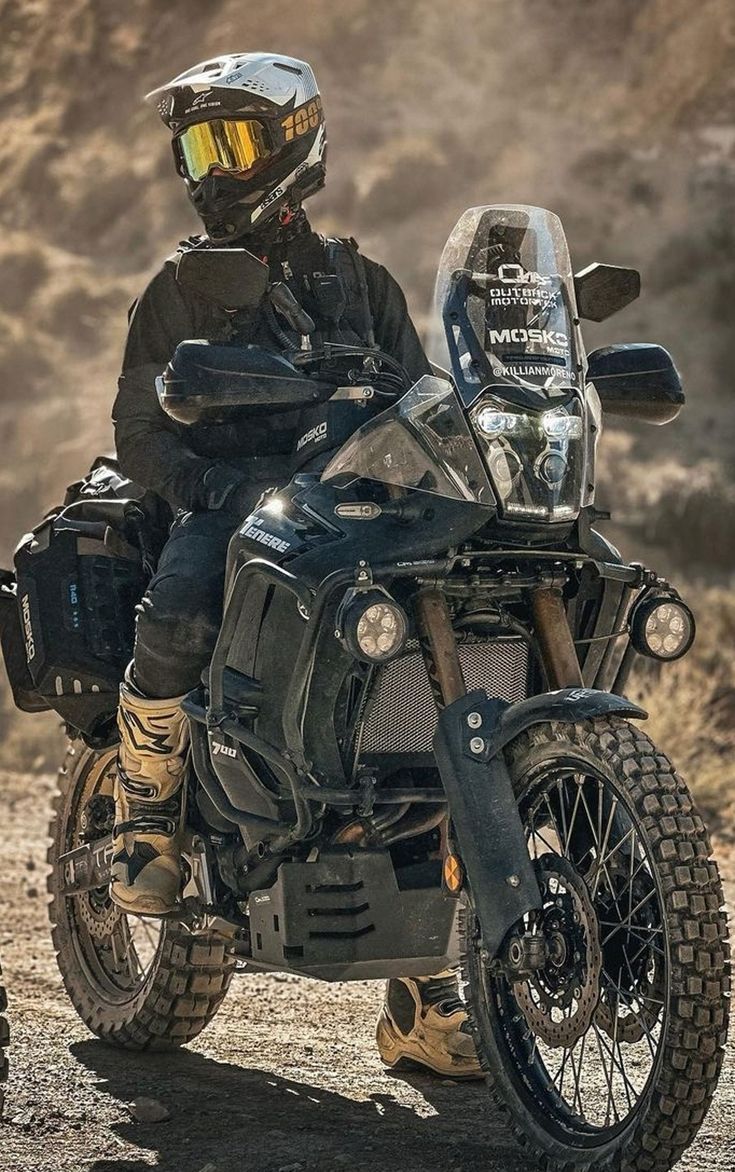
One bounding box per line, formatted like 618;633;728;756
0;0;732;825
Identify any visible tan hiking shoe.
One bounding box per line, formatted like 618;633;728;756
110;670;189;917
376;971;483;1080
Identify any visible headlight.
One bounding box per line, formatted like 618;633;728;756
469;396;587;522
475;408;523;438
629;595;695;661
542;409;583;440
337;589;409;663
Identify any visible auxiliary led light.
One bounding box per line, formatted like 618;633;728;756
357;604;405;659
337;589;409;663
629;595;695;661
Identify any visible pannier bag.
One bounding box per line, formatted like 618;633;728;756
0;569;50;713
0;458;170;739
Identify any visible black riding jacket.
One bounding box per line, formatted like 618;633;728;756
113;218;431;513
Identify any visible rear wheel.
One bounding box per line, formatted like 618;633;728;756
463;717;730;1171
48;741;235;1049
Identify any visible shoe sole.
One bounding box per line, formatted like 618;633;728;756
109;886;179;918
383;1053;484;1080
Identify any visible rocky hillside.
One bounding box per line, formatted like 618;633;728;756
0;0;733;777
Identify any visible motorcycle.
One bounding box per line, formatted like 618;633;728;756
2;205;729;1170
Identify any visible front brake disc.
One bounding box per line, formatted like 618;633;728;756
512;854;602;1048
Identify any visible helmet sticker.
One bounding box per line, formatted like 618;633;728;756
281;97;323;143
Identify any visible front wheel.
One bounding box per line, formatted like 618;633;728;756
48;741;235;1049
463;717;729;1172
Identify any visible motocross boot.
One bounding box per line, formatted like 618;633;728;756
110;668;189;917
376;970;483;1079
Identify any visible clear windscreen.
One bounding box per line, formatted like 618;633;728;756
321;375;493;504
429;205;584;397
322;208;595;522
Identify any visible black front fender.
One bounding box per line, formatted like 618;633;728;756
474;687;647;764
433;688;647;960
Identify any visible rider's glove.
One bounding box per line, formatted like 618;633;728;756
200;464;249;512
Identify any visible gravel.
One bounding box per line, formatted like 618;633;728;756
0;769;732;1172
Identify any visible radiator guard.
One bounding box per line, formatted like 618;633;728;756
355;635;529;758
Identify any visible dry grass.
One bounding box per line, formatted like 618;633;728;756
631;588;735;836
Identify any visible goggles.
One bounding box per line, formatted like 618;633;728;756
175;118;273;182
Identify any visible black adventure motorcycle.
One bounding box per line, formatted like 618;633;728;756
0;206;729;1170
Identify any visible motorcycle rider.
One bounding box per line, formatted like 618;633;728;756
111;52;480;1079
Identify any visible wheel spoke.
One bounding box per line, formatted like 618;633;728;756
590;796;619;897
578;783;618;897
564;778;584;857
594;824;637;878
120;918;143;983
542;790;564;851
568;1031;586;1117
555;778;570;857
601;886;658;948
616;959;662;1059
627;830;637;925
592;1020;619;1126
487;757;672;1138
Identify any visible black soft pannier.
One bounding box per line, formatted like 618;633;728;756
0;569;50;713
1;458;171;740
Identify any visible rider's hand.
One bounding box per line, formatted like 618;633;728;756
200;464;249;512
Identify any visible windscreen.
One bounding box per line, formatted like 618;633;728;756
429;205;584;401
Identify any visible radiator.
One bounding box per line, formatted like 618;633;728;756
356;636;529;756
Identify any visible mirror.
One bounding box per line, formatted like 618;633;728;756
157;341;333;424
175;248;269;310
587;343;684;424
574;263;640;322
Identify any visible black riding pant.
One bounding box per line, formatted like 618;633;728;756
132;504;248;699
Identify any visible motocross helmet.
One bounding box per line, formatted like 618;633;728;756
146;53;326;243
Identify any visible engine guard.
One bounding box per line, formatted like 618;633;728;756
433;687;648;960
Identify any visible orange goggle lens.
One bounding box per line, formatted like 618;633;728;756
176;119;272;181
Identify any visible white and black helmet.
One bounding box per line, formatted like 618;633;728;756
146;53;327;242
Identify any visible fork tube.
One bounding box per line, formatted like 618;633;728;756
530;585;583;689
415;588;466;709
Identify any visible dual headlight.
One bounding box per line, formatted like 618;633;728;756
469;396;586;522
474;405;583;442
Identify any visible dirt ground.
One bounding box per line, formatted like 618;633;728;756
0;767;732;1172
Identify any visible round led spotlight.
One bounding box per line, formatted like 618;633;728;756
629;595;695;661
338;589;408;663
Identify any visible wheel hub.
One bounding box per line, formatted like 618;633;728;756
512;854;602;1048
77;793;121;940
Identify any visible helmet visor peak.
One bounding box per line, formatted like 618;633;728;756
175;118;273;182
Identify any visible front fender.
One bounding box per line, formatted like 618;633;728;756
475;687;647;764
432;688;647;960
